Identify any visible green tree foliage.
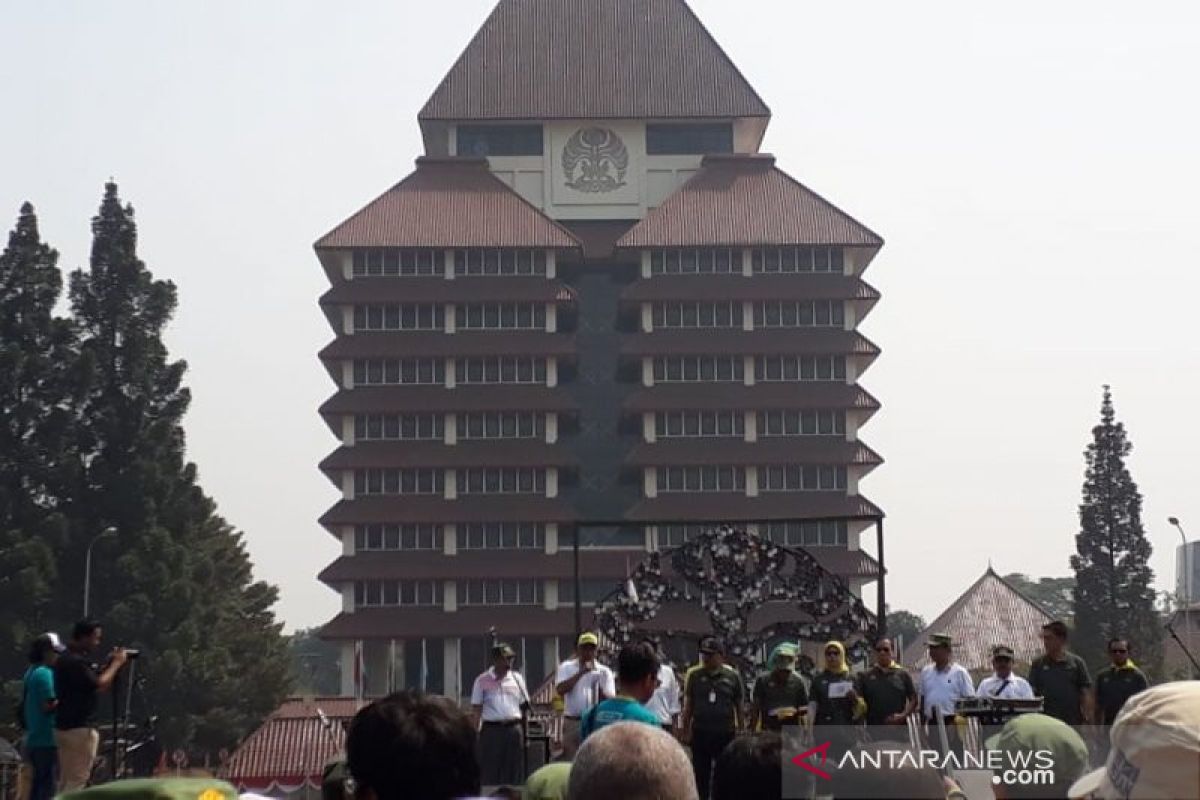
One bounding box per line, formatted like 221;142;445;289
884;608;926;653
1003;573;1076;623
289;628;342;696
1070;386;1162;676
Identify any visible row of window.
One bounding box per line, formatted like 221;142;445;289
354;468;548;496
759;410;846;437
355;580;443;607
651;356;848;383
458;303;546;330
653;410;846;438
356;525;443;552
352;358;547;386
756;356;847;383
649;248;740;276
655;522;849;549
455;123;733;158
352;249;441;277
753;301;845;328
752;246;846;274
655;465;847;493
652;302;743;329
656;466;745;493
454;249;548;277
457;579;544;606
353;304;549;332
354;305;445;331
355;414;445;441
350;248;552;277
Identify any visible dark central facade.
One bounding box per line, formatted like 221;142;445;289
315;0;886;700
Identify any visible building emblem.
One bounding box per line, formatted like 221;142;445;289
562;127;628;193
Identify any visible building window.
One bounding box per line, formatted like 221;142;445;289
656;524;710;549
355;524;444;551
758;465;847;492
754;356;846;383
456;124;544;157
765;521;849;547
457;579;544;606
355;580;443;607
353;304;445;331
456;468;546;495
569;526;645;548
751;246;844;274
649;248;738;276
652;302;743;329
645;123;734;155
456;523;546;550
557;579;620;606
355;414;445;441
352;249;440;277
656;466;745;493
753;301;845;328
655;411;744;438
757;411;845;437
454;249;548;277
652;356;744;383
353;359;445;386
354;469;445;496
456;357;547;385
456;303;547;330
457;412;545;440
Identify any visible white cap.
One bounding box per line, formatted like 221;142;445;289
1069;681;1200;799
42;632;66;653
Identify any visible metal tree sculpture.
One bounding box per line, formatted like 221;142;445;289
592;525;876;684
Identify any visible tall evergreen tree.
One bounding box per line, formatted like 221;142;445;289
62;183;289;751
0;202;75;694
1070;386;1162;676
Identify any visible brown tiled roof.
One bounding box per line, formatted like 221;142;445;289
617;154;883;248
626;439;883;468
899;568;1053;673
624;383;882;414
315;157;581;249
418;0;770;121
620;329;880;358
320;277;575;305
319;385;577;419
319;441;576;474
319;332;576;360
319;551;637;584
624;492;884;523
222;697;359;790
320;496;575;531
621;275;881;304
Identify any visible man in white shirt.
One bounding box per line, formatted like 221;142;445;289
470;643;529;787
918;633;975;757
977;645;1034;700
640;638;681;732
554;632;615;757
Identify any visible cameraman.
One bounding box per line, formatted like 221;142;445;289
53;620;128;792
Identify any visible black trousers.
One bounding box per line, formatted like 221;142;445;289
691;729;734;800
478;722;524;787
27;747;58;800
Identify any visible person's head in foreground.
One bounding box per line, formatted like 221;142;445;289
985;713;1088;799
617;640;660;703
829;744;946;800
712;732;781;800
567;721;698;800
1068;681;1200;799
926;632;953;668
56;777;238;800
346;690;481;800
1041;620;1069;658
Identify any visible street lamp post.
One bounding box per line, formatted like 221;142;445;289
83;526;117;618
1167;517;1199;679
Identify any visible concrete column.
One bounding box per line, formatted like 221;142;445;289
848;469;860;496
546;358;558;387
546;468;559;498
342;472;355;500
343;306;355;335
643;412;656;443
641;303;653;333
846;412;858;443
342;361;355;389
546;303;557;333
545;413;558;444
444;525;457;556
843;248;855;277
744;411;757;442
843;301;856;331
444;581;458;612
342;252;354;281
445;413;457;445
845;358;857;384
444;249;455;280
343;526;355;556
643;526;654;552
544;579;559;611
641;250;652;279
342;585;355;613
444;469;457;500
546;523;558;555
642;358;654;387
546;250;557;280
340;642;355;697
444;638;461;700
445;358;456;388
343;415;356;446
742;301;754;331
746;466;759;497
644;468;658;498
544;638;560;677
743;355;756;386
741;248;753;277
445;304;456;334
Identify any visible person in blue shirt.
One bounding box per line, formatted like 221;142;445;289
579;641;662;742
23;632;65;800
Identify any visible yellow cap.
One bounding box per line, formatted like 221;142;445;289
578;632;599;646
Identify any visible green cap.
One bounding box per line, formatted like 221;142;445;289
60;778;239;800
926;633;953;648
985;714;1088;792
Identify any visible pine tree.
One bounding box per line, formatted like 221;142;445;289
1070;386;1162;676
0;202;75;697
63;183;290;751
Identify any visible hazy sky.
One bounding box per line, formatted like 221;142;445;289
4;1;1198;632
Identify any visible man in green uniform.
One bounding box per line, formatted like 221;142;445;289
680;636;743;800
1028;620;1094;725
1094;638;1149;726
750;642;807;732
855;637;916;741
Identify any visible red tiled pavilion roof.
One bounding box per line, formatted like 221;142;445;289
315;157;580;250
418;0;770;121
618;154;884;248
221;697;359;792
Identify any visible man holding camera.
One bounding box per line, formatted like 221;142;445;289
54;620;129;792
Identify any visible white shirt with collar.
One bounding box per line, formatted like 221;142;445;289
644;663;681;724
977;673;1034;700
919;662;975;719
470;667;527;722
555;657;616;718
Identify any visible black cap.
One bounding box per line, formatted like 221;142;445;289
699;636;724;655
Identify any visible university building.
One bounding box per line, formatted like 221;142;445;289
315;0;886;699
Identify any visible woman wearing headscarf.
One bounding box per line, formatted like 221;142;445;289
807;641;865;759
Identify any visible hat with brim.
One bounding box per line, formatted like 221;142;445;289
926;633;953;648
991;645;1015;659
494;642;516;658
577;632;599;647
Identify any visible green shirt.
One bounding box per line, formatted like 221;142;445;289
855;664;916;725
685;664;744;732
752;671;808;730
1095;664;1148;725
1028;652;1091;725
23;665;57;749
524;762;571;800
580;696;661;740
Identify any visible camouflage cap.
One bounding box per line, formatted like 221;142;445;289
991;645;1015;659
60;778;239;800
926;633;953;648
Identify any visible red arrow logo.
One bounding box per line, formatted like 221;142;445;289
791;741;833;780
